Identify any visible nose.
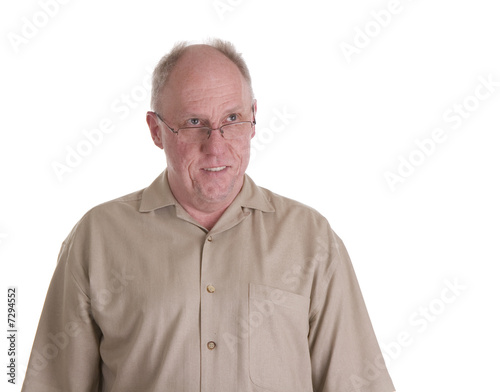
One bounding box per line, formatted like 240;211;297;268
202;128;226;154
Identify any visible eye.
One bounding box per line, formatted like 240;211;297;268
188;118;200;126
226;114;238;122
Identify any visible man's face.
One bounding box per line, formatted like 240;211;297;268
147;46;255;213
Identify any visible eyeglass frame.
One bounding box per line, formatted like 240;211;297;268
152;106;256;142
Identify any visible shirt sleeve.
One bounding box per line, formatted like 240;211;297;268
21;222;102;391
308;230;395;392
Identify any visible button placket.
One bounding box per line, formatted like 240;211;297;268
201;232;218;391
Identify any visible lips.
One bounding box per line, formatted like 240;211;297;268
202;166;227;172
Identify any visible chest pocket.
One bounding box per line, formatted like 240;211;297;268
248;283;313;392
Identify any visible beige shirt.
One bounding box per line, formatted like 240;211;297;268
22;171;395;392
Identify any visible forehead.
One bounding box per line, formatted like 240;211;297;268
160;46;252;116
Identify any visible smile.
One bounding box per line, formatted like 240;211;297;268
203;166;227;172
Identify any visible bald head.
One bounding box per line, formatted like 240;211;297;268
150;39;254;112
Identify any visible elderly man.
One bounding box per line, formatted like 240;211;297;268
22;40;395;391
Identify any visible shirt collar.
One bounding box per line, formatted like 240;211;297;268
139;170;275;214
139;170;176;212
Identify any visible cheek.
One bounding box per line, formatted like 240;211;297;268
230;139;252;169
165;143;200;173
236;138;252;159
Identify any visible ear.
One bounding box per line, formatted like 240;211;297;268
251;99;257;139
146;111;164;149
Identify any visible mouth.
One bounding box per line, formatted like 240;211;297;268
202;166;227;172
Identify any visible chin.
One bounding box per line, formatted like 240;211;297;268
199;189;232;204
196;182;235;204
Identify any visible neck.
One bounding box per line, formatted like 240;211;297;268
183;205;228;231
171;187;241;231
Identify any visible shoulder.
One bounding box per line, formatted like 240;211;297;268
65;188;147;243
260;185;329;221
88;188;145;220
254;182;348;258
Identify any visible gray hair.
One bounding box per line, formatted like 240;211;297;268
150;38;254;111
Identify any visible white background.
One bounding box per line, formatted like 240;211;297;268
1;0;500;390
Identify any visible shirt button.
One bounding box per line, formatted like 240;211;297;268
207;284;215;293
207;341;216;350
207;236;213;242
